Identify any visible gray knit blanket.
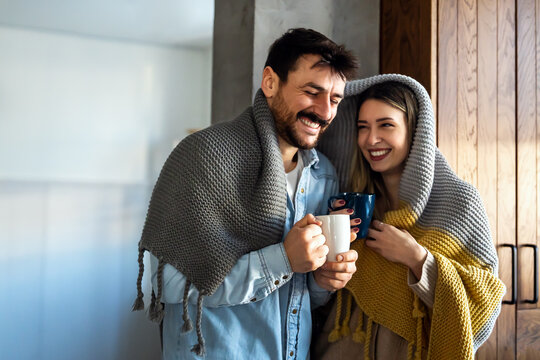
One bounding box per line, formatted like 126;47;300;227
132;89;287;355
317;74;505;358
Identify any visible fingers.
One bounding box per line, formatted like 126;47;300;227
295;213;321;228
350;229;358;243
322;250;357;271
313;249;357;291
315;269;354;291
313;269;347;291
371;219;385;230
321;260;356;274
310;233;326;248
367;228;379;240
305;224;323;237
313;242;329;258
330;199;346;209
337;250;358;262
329;208;352;215
318;268;354;281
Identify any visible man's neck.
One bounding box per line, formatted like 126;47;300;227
279;137;299;173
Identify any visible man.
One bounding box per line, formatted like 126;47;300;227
132;28;359;359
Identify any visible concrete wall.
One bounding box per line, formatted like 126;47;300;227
332;0;379;79
211;0;379;124
212;0;254;125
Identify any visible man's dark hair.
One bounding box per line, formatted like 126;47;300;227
264;28;358;82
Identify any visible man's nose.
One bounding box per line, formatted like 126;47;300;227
313;97;333;122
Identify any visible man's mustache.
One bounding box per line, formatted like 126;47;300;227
297;111;329;127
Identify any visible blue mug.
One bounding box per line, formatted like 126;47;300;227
328;192;376;239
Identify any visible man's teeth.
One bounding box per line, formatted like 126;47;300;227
299;117;320;129
370;149;390;157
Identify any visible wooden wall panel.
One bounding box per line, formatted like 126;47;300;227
381;0;540;357
497;0;517;358
437;0;458;169
517;1;540;357
430;0;438;128
476;0;498;356
537;0;540;290
457;0;478;186
517;0;538;311
517;311;540;359
380;0;433;93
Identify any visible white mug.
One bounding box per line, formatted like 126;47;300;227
317;214;350;261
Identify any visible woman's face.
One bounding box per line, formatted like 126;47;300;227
357;99;410;177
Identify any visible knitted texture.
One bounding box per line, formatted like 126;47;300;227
318;74;505;359
133;89;288;353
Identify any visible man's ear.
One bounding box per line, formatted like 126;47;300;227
261;66;280;98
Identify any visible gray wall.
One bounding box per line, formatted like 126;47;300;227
211;0;380;124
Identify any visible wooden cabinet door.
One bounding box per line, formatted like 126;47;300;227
516;0;540;358
380;0;540;358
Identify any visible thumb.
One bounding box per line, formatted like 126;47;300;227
294;213;321;229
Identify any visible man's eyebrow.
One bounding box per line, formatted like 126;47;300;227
302;82;344;99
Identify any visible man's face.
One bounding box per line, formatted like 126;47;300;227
269;54;346;150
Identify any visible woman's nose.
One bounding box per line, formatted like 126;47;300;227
367;129;380;145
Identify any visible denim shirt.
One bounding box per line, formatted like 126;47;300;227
150;149;338;360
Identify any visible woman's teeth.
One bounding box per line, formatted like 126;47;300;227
299;117;320;129
370;149;391;157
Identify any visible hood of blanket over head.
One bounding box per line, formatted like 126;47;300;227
317;74;436;219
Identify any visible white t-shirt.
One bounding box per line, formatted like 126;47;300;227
286;152;303;206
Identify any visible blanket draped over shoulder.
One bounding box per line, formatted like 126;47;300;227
317;74;505;360
132;89;288;355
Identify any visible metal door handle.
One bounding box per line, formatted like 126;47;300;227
522;244;538;304
500;244;517;305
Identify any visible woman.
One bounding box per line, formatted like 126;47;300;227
313;75;505;360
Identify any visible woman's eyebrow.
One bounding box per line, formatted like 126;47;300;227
357;117;395;122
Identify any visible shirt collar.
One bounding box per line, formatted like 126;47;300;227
298;148;320;170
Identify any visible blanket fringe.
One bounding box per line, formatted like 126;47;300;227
182;279;194;332
190;293;206;356
132;248;145;311
328;290;426;360
328;290;344;342
149;259;165;323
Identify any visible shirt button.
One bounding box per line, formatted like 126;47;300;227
292;309;297;314
282;275;289;280
290;351;294;356
300;188;304;193
274;280;280;285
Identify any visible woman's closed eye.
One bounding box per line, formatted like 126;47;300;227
357;121;368;129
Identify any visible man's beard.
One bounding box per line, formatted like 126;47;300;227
271;90;330;150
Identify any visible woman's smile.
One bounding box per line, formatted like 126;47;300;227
367;148;391;161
